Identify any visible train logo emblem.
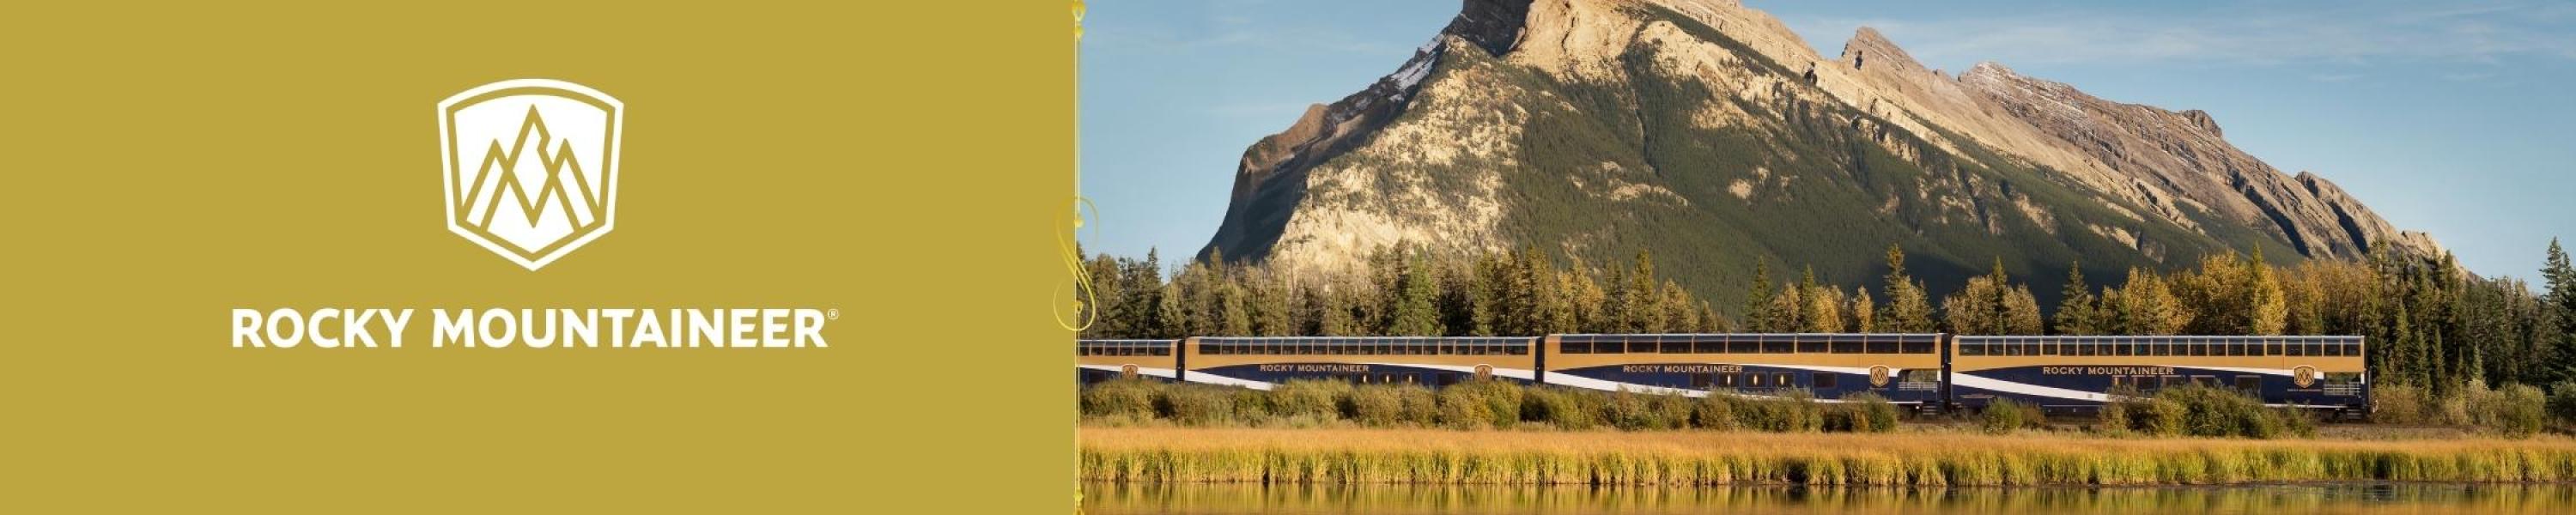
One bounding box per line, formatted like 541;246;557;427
2293;366;2318;388
439;78;625;270
1868;366;1891;387
1473;364;1493;379
1120;364;1139;379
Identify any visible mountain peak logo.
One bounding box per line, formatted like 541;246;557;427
438;79;623;270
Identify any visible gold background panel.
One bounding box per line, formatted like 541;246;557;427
1;1;1072;512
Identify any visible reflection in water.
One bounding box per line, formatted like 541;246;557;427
1084;482;2576;515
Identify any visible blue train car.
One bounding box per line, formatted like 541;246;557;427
1540;334;1947;409
1074;339;1180;385
1948;336;2368;414
1179;336;1539;390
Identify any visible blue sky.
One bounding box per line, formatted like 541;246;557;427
1078;0;2576;279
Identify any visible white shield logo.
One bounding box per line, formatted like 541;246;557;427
438;79;623;270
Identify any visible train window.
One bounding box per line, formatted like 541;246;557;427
2190;342;2209;356
1800;337;1830;354
1869;337;1899;354
1717;373;1737;388
2304;341;2323;356
1597;339;1625;354
2039;340;2058;356
1561;341;1590;354
1747;373;1765;387
1690;373;1712;389
1662;337;1691;354
1830;336;1861;354
2285;341;2304;356
1509;344;1529;355
2111;376;2128;389
1903;337;1934;354
2235;376;2261;391
1621;340;1648;354
1731;336;1760;354
1684;336;1712;354
1776;373;1795;387
1959;342;1983;356
1765;336;1795;354
1814;373;1838;390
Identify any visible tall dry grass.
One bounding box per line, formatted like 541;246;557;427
1079;427;2576;486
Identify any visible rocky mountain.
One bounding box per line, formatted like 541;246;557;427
1198;0;2439;307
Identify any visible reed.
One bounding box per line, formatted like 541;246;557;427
1079;427;2576;486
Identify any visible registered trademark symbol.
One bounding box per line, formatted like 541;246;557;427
827;309;840;320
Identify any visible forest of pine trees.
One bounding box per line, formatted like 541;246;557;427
1078;239;2576;396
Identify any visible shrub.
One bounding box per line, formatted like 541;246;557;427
1979;398;2030;434
1230;387;1275;422
2133;397;2186;437
2372;384;2428;424
1159;385;1236;426
2466;383;2545;439
2274;406;2319;438
1437;379;1525;429
1080;379;1159;420
1855;391;1896;433
1649;392;1695;430
2549;381;2576;426
1349;384;1437;427
1822;392;1898;433
1607;389;1684;430
1734;390;1824;432
1523;386;1603;430
1272;379;1353;421
1692;391;1739;431
2157;384;2285;439
2099;385;2143;434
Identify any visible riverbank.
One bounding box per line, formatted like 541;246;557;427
1079;427;2576;486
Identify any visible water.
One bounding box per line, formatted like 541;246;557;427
1083;482;2576;514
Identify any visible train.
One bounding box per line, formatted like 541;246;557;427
1075;333;2370;415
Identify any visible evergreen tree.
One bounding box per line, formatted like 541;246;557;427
1766;282;1804;334
1880;245;1936;332
1154;282;1187;339
1388;251;1443;336
1744;258;1776;331
1941;258;2038;334
1802;267;1846;332
1628;251;1667;332
2053;261;2099;336
1699;300;1728;332
2112;268;2192;335
1246;268;1294;336
1662;282;1698;334
2546;239;2576;373
1127;250;1171;338
1849;288;1876;333
2248;248;2288;336
1214;280;1251;336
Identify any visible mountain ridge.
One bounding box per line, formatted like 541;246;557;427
1198;0;2439;308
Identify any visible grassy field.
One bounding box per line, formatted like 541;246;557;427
1080;427;2576;486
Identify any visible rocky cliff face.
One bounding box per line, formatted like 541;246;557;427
1198;0;2439;301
